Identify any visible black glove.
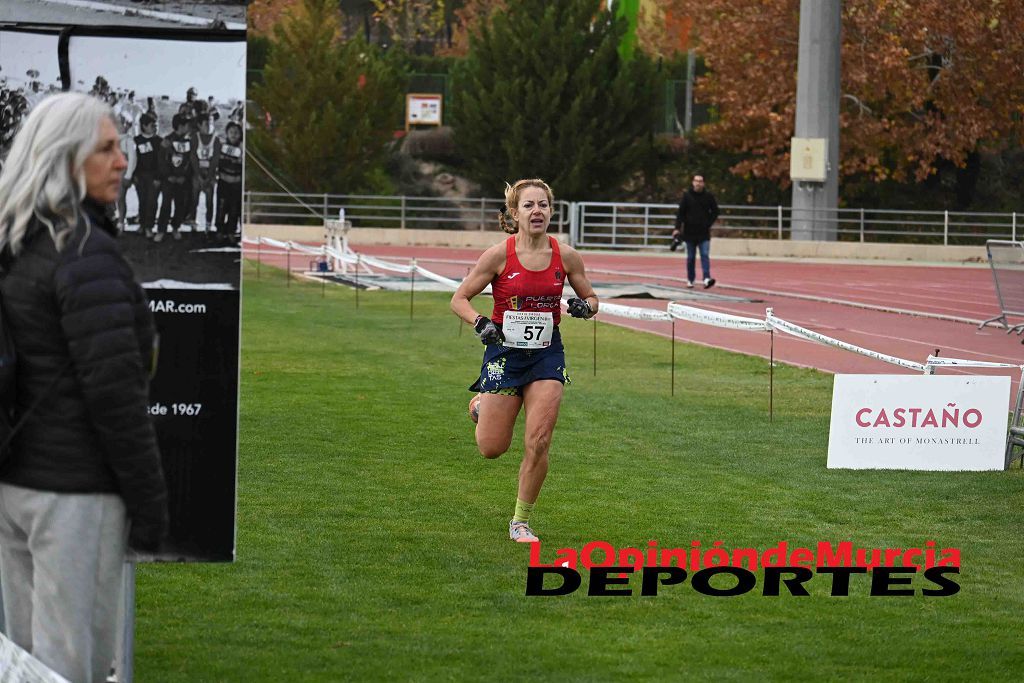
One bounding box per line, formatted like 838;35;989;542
474;315;504;345
669;230;683;251
566;297;593;319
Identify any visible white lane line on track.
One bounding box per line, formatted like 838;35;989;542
743;279;990;315
590;267;987;325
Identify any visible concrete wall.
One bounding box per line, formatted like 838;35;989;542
711;238;986;263
243;224;986;263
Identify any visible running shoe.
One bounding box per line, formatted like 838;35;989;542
153;231;164;243
509;520;539;543
686;280;694;289
703;278;716;289
468;393;482;424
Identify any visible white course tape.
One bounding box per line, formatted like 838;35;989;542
667;302;769;331
766;311;926;372
256;237;291;250
0;632;70;682
322;249;411;276
926;355;1024;369
414;265;463;290
589;301;673;322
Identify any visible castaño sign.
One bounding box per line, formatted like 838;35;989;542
827;375;1010;471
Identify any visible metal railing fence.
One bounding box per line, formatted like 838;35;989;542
570;203;1020;248
245;191;571;233
244;191;1019;247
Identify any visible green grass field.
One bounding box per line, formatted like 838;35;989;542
135;263;1024;681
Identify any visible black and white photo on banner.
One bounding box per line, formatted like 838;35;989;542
0;26;246;288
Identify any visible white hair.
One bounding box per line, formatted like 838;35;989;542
0;92;114;256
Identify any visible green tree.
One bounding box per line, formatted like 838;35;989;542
451;0;659;200
249;0;403;194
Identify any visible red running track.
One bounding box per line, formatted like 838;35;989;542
244;242;1023;404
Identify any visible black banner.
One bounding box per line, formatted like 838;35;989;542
148;290;239;561
0;9;244;562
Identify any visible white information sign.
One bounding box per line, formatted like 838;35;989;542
406;93;442;128
827;375;1010;471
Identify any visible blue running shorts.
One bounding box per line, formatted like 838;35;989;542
470;326;571;394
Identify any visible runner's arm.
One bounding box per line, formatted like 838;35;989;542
562;246;598;318
451;245;504;325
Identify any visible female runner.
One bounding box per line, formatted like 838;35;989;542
451;179;598;543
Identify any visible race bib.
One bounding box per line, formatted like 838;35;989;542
502;311;554;349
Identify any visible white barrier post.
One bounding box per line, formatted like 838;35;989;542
767;307;774;422
770;329;775;422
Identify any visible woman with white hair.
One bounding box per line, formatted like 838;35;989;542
0;92;167;683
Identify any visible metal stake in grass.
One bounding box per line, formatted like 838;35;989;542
593;317;597;377
286;242;291;288
410;258;416;320
256;237;261;279
770;328;775;423
671;320;676;397
355;255;360;309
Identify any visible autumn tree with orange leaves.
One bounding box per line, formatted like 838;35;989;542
372;0;446;50
635;0;692;60
679;0;1024;194
248;0;301;35
437;0;505;57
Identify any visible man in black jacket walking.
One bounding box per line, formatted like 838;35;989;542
671;174;720;289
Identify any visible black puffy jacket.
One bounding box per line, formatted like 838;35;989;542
0;200;168;550
674;189;720;242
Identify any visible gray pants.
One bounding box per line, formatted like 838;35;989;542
0;483;126;683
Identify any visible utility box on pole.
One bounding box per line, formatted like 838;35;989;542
790;137;828;182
